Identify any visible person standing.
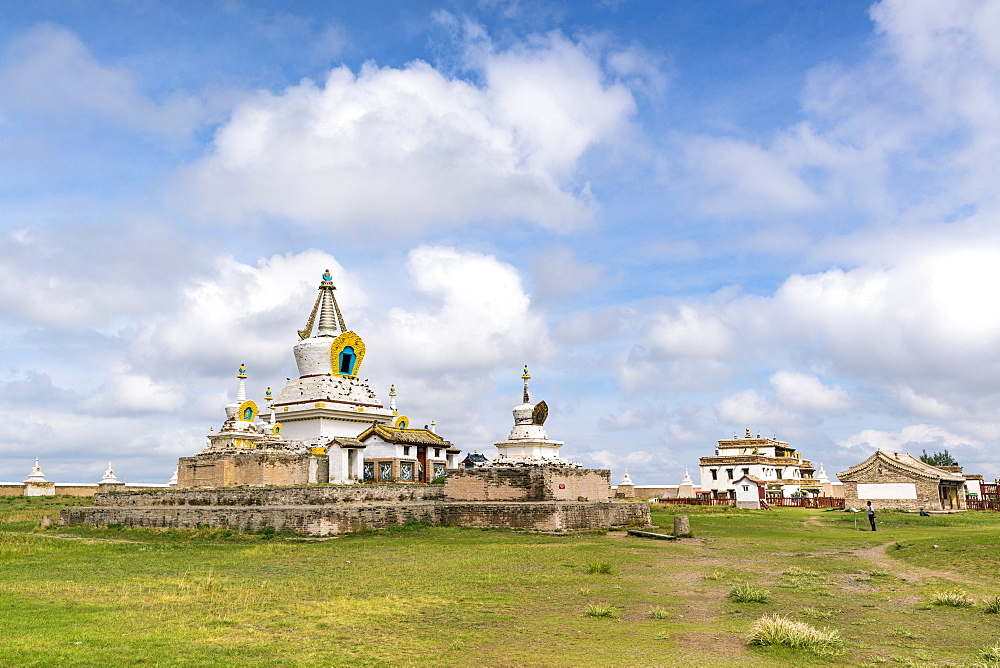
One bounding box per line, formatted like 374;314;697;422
867;501;876;531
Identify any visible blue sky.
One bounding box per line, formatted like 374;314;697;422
2;0;999;486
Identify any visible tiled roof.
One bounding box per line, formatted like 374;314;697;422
838;450;966;483
357;423;452;446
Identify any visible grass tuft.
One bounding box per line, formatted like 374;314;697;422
783;566;819;577
886;627;921;639
585;604;618;618
648;606;670;619
929;589;975;607
586;561;614;575
981;645;1000;661
747;614;842;653
799;607;838;620
728;583;771;603
983;595;1000;614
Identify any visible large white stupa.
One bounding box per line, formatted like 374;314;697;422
271;270;396;440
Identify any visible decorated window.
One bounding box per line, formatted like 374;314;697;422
330;332;366;377
399;462;414;481
379;462;393;481
339;346;356;375
363;462;374;481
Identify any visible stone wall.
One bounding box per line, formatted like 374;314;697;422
177;452;327;488
61;502;441;535
61;498;648;535
93;484;445;507
440;501;649;531
444;467;611;502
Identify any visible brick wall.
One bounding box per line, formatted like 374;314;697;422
444;467;611;502
177;452;326;488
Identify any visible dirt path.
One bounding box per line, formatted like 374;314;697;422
850;541;974;585
30;533;147;544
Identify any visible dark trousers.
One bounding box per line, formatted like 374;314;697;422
869;515;876;531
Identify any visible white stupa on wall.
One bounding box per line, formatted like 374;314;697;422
490;366;579;467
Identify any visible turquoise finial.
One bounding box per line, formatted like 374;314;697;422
322;269;333;282
237;363;247;378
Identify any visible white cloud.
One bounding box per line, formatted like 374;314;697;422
771;370;852;413
181;31;635;231
379;246;549;374
714;389;798;428
643;305;735;359
682;135;823;217
133;249;351;374
530;246;604;301
0;24;205;137
82;369;185;415
837;424;977;455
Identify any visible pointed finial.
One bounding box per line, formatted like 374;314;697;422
237;363;247;379
322;269;333;283
265;387;273;403
522;364;530;379
521;365;531;404
389;384;396;396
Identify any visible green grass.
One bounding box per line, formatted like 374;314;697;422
983;595;1000;614
4;498;1000;665
728;583;771;603
585;603;618;618
586;560;614;574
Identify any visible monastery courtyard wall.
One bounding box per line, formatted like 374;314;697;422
59;482;649;535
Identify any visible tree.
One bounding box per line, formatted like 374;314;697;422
920;449;958;467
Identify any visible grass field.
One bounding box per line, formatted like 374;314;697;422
3;496;1000;667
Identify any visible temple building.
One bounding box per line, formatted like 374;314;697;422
838;450;967;511
177;271;458;488
699;429;819;499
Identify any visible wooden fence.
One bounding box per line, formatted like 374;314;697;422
964;499;1000;511
655;498;735;506
765;496;845;508
655;497;844;508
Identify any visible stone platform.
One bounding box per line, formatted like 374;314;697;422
59;483;650;535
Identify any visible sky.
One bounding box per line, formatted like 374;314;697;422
2;0;1000;486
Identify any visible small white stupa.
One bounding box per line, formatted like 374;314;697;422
98;462;125;491
678;468;696;498
99;463;120;484
23;458;55;496
491;366;578;467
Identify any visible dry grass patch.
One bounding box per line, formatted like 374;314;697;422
747;614;842;653
929;589;975;608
